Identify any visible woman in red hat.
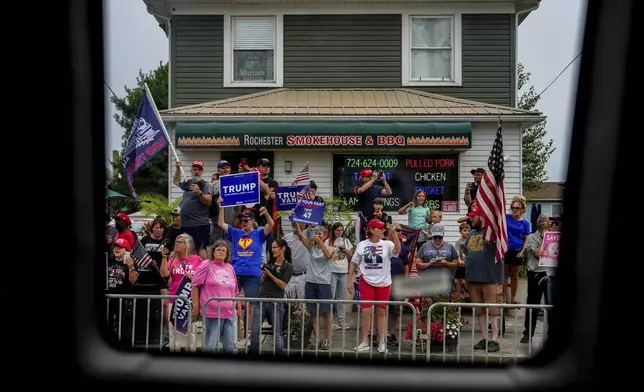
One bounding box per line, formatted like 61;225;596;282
114;212;136;249
348;218;401;354
106;238;139;344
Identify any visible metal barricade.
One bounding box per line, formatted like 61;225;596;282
201;297;418;360
425;302;553;364
105;294;193;352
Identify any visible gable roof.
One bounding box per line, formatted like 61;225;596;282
161;89;544;120
524;182;565;201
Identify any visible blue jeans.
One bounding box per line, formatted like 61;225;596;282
548;276;555;306
204;317;237;354
330;272;348;325
237;275;262;298
250;301;285;354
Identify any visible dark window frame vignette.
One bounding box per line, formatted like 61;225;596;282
74;0;631;389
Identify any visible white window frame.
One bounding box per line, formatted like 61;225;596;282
223;15;284;88
551;203;563;217
401;14;462;87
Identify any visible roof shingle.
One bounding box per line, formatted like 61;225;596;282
161;88;543;117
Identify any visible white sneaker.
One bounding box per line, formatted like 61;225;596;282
333;324;342;331
354;342;370;352
378;343;388;354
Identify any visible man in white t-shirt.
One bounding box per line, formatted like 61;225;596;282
348;218;400;354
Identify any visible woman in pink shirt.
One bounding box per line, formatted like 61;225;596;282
160;233;204;351
192;239;239;354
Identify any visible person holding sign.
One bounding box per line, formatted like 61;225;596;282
519;213;550;343
546;215;562;306
295;224;334;350
218;197;274;342
160;234;204;351
348;218;401;354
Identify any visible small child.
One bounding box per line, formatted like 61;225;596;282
429;210;443;227
453;222;470;298
371;198;390;223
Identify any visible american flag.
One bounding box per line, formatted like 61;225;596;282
473;121;508;263
131;236;156;268
295;184;311;201
399;225;421;276
292;162;310;185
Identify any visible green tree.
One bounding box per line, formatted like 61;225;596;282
518;63;556;192
108;62;169;197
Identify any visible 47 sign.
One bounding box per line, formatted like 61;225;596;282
292;199;326;226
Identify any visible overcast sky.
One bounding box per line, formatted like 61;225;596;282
104;0;586;182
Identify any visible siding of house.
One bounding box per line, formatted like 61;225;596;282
526;201;564;232
168;122;521;243
170;14;514;108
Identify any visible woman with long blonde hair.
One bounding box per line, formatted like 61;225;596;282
504;195;531;305
161;233;204;351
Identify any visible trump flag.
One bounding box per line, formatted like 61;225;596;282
123;87;170;200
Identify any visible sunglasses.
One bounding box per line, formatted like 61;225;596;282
432;236;443;240
239;219;251;223
511;206;521;210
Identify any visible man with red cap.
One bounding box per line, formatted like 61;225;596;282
173;159;213;259
462;207;504;353
353;168;392;242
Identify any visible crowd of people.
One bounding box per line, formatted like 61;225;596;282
105;158;560;355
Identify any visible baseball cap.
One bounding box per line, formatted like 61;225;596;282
218;160;230;169
431;223;445;237
359;169;373;178
113;238;132;250
170;207;181;216
115;212;131;226
237;210;256;220
470;168;485;175
192;160;204;169
467;207;482;217
367;218;385;230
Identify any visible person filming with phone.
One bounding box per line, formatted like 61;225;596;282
173;160;213;260
353;168;392;242
464;168;484;213
414;224;459;294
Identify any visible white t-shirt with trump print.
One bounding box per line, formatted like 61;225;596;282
351;239;398;287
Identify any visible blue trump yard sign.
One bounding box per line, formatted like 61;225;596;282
170;275;193;336
292;198;326;226
275;185;306;211
219;171;261;207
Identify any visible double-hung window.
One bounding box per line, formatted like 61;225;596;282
223;16;283;87
402;15;462;86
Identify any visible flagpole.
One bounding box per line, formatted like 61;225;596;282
143;82;186;181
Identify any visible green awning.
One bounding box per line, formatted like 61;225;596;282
175;121;471;149
106;189;127;198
